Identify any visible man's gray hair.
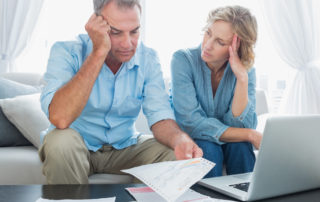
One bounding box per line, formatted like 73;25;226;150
93;0;141;15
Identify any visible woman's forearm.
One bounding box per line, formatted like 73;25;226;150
231;75;248;117
220;127;262;149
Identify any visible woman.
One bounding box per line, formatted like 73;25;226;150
170;6;262;177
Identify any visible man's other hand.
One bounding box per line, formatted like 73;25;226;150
174;134;203;160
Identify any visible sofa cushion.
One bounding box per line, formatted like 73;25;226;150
0;93;50;148
0;146;47;185
0;77;41;147
0;146;133;185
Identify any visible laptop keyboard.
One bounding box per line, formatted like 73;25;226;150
229;182;250;192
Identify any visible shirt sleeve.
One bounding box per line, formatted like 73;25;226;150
142;50;175;128
171;50;228;145
222;68;258;129
40;42;78;118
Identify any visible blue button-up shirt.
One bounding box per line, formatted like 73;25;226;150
170;45;257;145
40;34;175;151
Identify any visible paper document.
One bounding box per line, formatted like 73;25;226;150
126;186;235;202
35;197;115;202
122;158;215;202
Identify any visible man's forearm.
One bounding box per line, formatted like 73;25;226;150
151;119;187;149
49;51;106;129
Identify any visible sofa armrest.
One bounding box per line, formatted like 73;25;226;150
256;88;269;116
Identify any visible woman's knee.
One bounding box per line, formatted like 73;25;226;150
194;139;224;177
223;142;254;156
195;139;223;158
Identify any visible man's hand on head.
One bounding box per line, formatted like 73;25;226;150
85;13;111;57
173;133;203;160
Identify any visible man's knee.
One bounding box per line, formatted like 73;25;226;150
40;128;87;162
39;128;90;184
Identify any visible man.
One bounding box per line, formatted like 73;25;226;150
39;0;202;184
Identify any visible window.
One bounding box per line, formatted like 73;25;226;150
143;0;296;113
15;0;93;74
17;0;296;113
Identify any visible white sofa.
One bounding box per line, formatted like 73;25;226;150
0;73;268;185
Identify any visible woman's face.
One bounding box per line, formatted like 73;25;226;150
201;20;234;68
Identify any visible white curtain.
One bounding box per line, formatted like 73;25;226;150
259;0;320;114
0;0;44;73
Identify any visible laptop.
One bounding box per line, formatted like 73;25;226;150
198;115;320;201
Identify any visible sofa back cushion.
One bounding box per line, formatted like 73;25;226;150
0;73;43;87
0;78;40;99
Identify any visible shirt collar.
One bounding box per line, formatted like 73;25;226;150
125;44;140;70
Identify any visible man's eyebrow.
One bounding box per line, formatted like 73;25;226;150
110;26;121;32
131;26;140;32
110;26;140;32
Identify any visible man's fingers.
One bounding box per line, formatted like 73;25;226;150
184;143;194;159
96;15;104;22
100;27;110;35
174;142;194;160
193;147;203;158
185;153;192;159
88;13;97;22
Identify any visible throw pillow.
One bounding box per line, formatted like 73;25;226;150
0;106;32;146
0;77;40;147
0;93;50;148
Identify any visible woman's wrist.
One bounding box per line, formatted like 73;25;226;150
236;71;248;83
246;128;255;143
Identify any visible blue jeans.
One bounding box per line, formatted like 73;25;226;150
195;139;255;178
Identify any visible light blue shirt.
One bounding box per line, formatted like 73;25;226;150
170;45;257;145
41;34;175;151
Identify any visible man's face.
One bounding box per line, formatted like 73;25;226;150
101;2;141;63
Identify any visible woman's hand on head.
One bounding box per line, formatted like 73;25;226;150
228;34;247;81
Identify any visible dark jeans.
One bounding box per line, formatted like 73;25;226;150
195;139;255;178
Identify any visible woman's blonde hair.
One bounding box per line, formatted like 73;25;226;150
205;6;257;69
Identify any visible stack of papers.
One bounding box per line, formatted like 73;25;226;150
122;158;215;201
